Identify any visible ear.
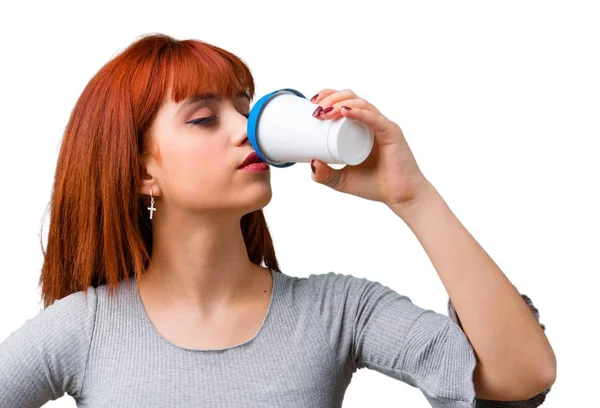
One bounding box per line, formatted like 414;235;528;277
139;153;162;197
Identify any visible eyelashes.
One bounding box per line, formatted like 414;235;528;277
187;113;250;127
188;116;217;126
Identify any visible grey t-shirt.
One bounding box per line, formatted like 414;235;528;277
0;269;510;407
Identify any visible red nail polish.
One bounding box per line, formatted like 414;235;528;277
310;93;319;102
311;160;316;173
342;106;351;110
312;106;323;117
321;106;334;114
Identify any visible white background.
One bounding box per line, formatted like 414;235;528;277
1;0;598;406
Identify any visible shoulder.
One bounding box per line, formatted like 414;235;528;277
284;270;373;287
45;286;98;319
40;279;139;328
0;286;103;401
1;286;101;369
310;271;395;295
279;270;400;308
20;286;100;346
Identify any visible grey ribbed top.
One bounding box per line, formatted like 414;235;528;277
0;269;483;407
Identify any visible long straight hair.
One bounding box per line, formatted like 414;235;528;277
39;33;280;307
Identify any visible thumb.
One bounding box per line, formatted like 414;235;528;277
310;159;346;191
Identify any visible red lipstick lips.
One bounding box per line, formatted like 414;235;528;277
239;151;264;169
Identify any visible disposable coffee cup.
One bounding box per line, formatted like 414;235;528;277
247;88;374;168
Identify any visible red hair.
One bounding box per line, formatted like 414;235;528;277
39;33;280;307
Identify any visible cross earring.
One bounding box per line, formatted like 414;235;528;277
148;187;156;220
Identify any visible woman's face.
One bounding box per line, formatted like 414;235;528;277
143;89;272;216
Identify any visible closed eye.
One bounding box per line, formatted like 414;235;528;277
186;113;250;126
186;116;216;126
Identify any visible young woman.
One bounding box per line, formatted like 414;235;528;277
0;33;555;407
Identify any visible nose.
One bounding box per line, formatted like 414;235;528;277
232;111;250;146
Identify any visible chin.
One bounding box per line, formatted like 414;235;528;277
243;186;272;213
254;187;273;208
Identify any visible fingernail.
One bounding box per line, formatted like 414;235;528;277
321;106;334;115
342;106;351;110
311;160;316;173
310;93;319;102
312;106;323;117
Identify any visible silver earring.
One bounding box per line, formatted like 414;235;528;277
148;187;156;220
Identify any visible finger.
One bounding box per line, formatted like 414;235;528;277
310;159;347;192
317;88;358;109
318;98;377;121
339;106;392;135
309;89;337;104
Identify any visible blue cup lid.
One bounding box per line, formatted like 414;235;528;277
247;88;305;168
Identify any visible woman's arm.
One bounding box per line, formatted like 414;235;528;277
390;181;556;401
307;271;479;407
447;294;552;406
0;288;97;407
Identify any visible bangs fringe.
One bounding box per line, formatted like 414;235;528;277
168;40;255;104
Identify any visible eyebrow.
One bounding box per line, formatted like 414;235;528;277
178;91;250;115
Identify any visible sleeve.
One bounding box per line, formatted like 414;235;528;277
307;272;477;408
447;294;551;407
0;287;97;408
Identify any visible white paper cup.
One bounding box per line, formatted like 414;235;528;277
247;88;374;168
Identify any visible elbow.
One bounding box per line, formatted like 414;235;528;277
517;359;557;400
538;348;557;391
515;375;554;401
476;358;556;401
517;340;557;399
538;359;556;394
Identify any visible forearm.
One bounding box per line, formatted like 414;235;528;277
389;181;556;400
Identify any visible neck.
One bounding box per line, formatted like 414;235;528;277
140;208;266;312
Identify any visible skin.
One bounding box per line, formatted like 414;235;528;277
136;82;556;399
137;86;273;350
309;88;557;400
